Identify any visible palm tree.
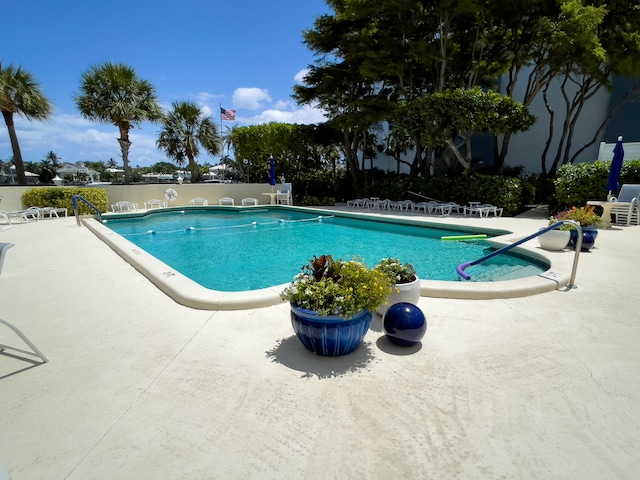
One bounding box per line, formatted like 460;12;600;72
156;101;221;182
75;62;162;184
40;150;61;184
0;62;52;185
221;124;238;155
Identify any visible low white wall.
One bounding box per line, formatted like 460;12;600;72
0;183;279;212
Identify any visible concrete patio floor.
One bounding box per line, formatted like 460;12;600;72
0;209;639;479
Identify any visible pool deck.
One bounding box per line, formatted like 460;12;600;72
1;207;639;479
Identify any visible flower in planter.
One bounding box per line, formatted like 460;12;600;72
550;205;602;229
374;258;421;316
280;254;393;317
375;257;417;285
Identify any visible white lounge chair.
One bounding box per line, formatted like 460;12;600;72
0;243;49;364
38;207;68;218
189;197;208;206
276;183;292;205
241;198;258;206
608;184;640;226
464;203;502;217
111;201;138;212
219;197;235;206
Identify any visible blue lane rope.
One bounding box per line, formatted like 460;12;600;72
118;215;333;237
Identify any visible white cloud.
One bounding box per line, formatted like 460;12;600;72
273;100;291;110
0;92;327;168
294;68;309;84
250;104;327;125
232;88;272;110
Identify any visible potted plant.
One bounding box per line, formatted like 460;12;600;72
374;258;420;316
548;205;602;251
281;254;393;356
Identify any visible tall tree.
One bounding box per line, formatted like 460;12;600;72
550;0;640;174
0;62;51;185
75;62;162;184
156;101;221;182
295;0;513;183
40;150;61;183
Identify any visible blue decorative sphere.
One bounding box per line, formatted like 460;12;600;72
383;302;427;346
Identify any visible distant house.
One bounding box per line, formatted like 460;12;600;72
57;162;100;184
0;165;39;185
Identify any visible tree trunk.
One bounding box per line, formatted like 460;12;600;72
118;137;132;184
188;154;198;182
2;111;27;185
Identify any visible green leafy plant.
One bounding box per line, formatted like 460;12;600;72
550;205;602;229
375;258;417;284
280;254;393;317
22;187;109;214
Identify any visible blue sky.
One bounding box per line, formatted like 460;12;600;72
1;0;330;168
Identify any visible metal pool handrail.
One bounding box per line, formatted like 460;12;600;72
456;220;583;288
72;195;102;226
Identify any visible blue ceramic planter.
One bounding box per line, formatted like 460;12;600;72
569;226;599;251
290;304;372;356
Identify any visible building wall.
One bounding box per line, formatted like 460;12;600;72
368;74;639;174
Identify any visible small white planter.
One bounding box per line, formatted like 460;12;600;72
376;277;421;316
537;228;570;251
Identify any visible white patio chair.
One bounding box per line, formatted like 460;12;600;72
219;197;235;206
241;198;258;206
276;183;292;205
189;197;208;206
145;199;167;209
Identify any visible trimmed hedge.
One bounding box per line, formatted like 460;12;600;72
553;159;640;211
356;172;524;216
22;187;109;215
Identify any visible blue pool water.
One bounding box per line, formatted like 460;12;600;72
103;208;547;291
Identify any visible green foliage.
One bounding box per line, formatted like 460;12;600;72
366;172;524;215
22;187;109;214
553;159;640;211
0;62;52;185
156;100;220;182
280;255;393;317
297;196;336;206
397;88;535;149
230;123;341;183
289;168;347;204
375;258;416;284
75;62;162;184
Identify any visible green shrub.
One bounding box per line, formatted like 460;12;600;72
552;159;640;211
22;187;109;215
297;195;336;206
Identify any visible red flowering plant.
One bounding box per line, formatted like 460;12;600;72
550;205;602;229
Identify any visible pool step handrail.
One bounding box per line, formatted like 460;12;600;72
71;195;102;226
456;220;583;288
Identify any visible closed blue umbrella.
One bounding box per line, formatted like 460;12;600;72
269;156;277;191
606;136;624;198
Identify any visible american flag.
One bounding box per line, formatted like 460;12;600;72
220;107;236;121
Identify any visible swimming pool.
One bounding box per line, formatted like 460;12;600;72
101;207;548;292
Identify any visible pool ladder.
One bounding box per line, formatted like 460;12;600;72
71;195;102;226
457;220;583;288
